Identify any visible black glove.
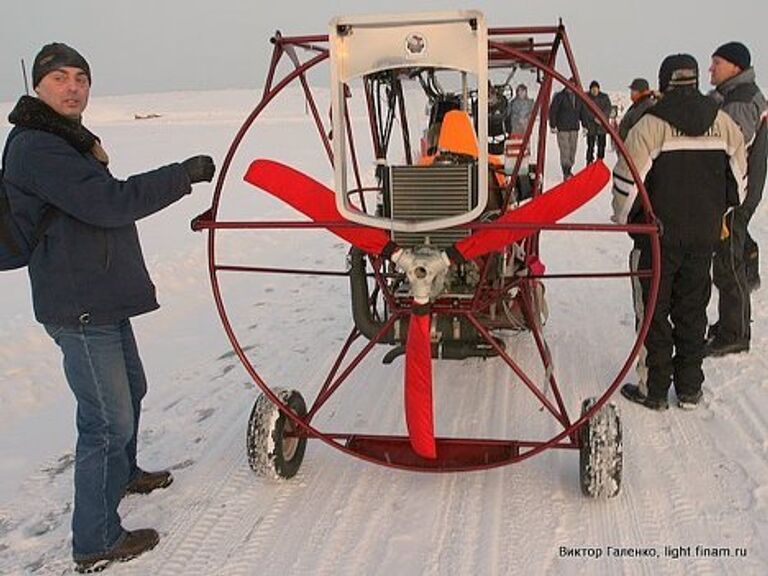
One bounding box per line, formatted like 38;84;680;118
181;155;215;184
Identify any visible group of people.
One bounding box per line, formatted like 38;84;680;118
610;43;766;412
1;37;765;572
549;79;614;179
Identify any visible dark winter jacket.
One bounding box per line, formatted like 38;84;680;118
618;92;656;141
548;89;580;132
580;91;613;135
711;68;768;217
3;96;192;326
612;87;747;248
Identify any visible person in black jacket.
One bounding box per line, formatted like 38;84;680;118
548;82;581;179
2;43;215;571
581;80;613;164
706;41;768;357
612;54;746;411
618;78;656;141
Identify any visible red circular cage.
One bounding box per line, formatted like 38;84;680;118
191;20;661;491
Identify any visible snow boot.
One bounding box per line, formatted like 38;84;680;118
676;390;703;410
125;469;173;495
704;337;750;358
74;528;159;573
620;384;668;411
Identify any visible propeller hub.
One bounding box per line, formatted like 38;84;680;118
392;247;451;305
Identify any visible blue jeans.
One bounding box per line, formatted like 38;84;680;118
44;319;147;559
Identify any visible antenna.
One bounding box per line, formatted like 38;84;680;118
21;58;30;95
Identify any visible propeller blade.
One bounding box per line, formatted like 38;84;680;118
405;311;437;459
244;159;393;255
453;160;610;262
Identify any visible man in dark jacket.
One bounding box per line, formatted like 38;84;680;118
706;41;768;357
548;82;580;179
612;54;746;411
581;80;613;164
618;78;656;141
2;43;215;571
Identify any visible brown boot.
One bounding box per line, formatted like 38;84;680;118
75;528;159;573
125;469;174;495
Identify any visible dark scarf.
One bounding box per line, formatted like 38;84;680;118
7;96;108;164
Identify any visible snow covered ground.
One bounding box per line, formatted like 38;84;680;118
1;88;767;575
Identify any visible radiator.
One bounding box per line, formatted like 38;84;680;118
389;164;475;248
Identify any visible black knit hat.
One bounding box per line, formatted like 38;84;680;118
629;78;650;92
32;43;91;88
589;80;600;90
659;53;698;92
712;42;751;71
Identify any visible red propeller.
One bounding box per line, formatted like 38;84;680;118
244;159;393;255
244;158;609;460
404;311;436;458
452;161;610;262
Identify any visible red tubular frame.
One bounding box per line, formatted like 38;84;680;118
193;23;661;472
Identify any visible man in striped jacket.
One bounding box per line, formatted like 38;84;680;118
612;54;747;411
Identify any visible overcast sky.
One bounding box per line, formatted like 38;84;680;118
1;0;766;102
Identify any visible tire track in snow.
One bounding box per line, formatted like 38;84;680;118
211;450;387;576
208;472;305;576
479;354;563;576
648;404;758;576
309;465;396;576
169;352;348;574
599;403;720;576
301;366;416;576
535;291;671;576
206;361;406;576
615;427;679;576
543;329;659;576
420;355;526;576
116;359;261;574
687;392;768;572
421;475;478;576
688;348;768;571
113;335;335;575
135;410;253;575
727;394;768;454
162;466;276;574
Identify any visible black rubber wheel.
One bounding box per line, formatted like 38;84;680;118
247;389;307;479
579;397;623;498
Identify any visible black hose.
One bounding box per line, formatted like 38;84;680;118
348;248;396;344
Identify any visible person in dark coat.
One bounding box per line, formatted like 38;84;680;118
612;54;746;411
2;43;215;571
581;80;613;164
706;41;768;357
618;78;657;141
548;82;581;179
